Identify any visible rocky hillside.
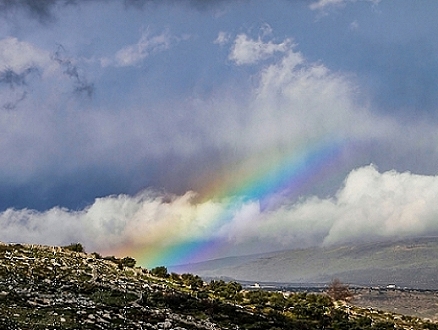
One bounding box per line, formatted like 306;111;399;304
1;241;438;330
0;242;217;330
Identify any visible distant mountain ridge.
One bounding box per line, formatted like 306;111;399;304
170;237;438;289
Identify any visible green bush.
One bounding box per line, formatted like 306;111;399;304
150;266;168;278
120;256;136;268
63;243;85;253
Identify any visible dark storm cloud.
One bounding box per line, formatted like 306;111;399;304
124;0;233;9
74;83;95;98
0;0;61;23
0;66;39;110
0;66;39;89
52;45;95;98
0;168;136;211
0;0;235;23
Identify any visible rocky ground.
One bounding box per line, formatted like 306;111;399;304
0;242;220;329
1;241;438;330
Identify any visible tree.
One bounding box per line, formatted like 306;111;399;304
150;266;168;278
327;278;353;301
181;273;204;289
170;272;182;283
269;292;286;310
246;290;269;306
120;256;136;268
225;281;242;300
235;292;244;304
63;243;85;253
209;280;226;292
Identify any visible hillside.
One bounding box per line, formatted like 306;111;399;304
171;237;438;289
2;242;438;329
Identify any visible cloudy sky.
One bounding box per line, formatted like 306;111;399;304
1;0;438;266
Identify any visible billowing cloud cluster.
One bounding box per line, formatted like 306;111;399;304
1;165;438;263
1;5;436;210
1;0;438;265
0;0;232;23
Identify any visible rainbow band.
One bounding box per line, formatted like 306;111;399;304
118;139;348;268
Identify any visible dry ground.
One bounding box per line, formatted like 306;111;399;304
351;288;438;321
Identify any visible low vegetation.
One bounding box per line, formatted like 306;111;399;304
0;242;437;329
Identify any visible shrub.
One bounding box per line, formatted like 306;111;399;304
63;243;85;253
91;252;102;259
120;256;136;268
150;266;168;278
327;278;353;301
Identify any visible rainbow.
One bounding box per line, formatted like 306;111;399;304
112;139;350;268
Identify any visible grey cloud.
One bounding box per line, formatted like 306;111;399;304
123;0;232;9
309;0;380;11
0;0;104;23
52;45;95;98
2;166;438;263
0;0;61;23
0;66;39;110
0;66;39;89
74;83;95;98
0;0;235;23
2;91;27;111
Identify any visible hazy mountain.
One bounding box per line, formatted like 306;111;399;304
171;237;438;289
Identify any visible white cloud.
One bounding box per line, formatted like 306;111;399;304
0;37;51;72
224;31;384;155
310;0;381;11
2;166;438;263
0;207;84;248
228;33;293;65
214;32;384;155
350;20;359;30
109;30;172;67
260;23;273;37
0;190;226;254
310;0;345;10
214;31;230;46
323;165;438;244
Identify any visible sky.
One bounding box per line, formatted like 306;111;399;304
1;0;438;267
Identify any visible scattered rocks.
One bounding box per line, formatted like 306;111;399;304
0;242;224;329
1;241;436;330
